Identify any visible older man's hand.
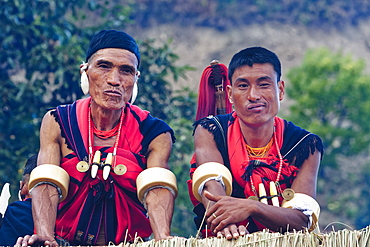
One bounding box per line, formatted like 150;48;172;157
16;234;58;247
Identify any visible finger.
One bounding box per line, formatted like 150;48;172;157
206;210;218;225
207;212;224;232
229;224;239;239
15;236;24;247
223;227;232;240
203;190;222;202
238;225;248;236
21;235;31;247
212;215;231;233
44;240;59;247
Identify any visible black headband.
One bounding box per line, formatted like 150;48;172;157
85;30;140;67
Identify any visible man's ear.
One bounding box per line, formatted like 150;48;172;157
135;71;141;82
226;85;233;104
19;179;28;196
80;62;89;75
278;80;285;101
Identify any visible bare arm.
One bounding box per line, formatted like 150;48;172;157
206;150;321;233
17;111;62;247
194;126;226;201
144;132;175;240
194;126;247;238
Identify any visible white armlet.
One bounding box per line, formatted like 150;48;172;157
282;193;320;232
136;167;178;207
28;164;70;202
197;175;225;197
192;162;232;202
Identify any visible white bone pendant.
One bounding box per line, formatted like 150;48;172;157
258;183;268;204
103;166;111;180
91;150;101;178
103;153;113;180
270;181;280;207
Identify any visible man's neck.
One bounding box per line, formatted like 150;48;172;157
90;103;123;131
239;119;275;148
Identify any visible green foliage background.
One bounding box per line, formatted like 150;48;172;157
285;48;370;230
1;0;370;239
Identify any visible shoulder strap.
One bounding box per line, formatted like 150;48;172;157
212;114;231;169
213;114;245;198
55;103;88;161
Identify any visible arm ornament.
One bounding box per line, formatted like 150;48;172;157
136;167;178;205
192;162;233;202
197;175;225;198
281;193;320;233
28;164;70;202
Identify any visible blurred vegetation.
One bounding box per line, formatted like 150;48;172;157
130;0;370;30
286;48;370;167
285;48;370;230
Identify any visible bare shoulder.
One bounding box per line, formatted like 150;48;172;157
38;110;62;165
151;131;172;145
148;132;172;154
40;110;60;140
194;123;214;139
146;132;173;169
194;123;223;166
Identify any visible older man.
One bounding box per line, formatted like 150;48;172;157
17;30;177;246
189;47;323;239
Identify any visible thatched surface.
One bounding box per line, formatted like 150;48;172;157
113;226;370;247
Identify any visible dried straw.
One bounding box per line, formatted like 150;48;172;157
112;226;370;247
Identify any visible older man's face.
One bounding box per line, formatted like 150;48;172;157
86;48;139;110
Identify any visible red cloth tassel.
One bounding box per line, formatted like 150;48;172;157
195;63;232;121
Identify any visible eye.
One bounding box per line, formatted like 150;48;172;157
237;83;248;89
97;62;110;69
121;68;134;75
120;66;135;75
259;81;272;88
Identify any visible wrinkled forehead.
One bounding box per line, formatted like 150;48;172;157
89;48;139;68
86;30;140;66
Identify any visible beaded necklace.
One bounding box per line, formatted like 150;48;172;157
92;122;120;140
248;127;284;196
246;138;273;157
87;106;124;179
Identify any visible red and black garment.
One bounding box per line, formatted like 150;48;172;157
51;97;175;245
188;112;323;234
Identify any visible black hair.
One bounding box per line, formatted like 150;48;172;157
228;47;281;83
23;154;38;176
